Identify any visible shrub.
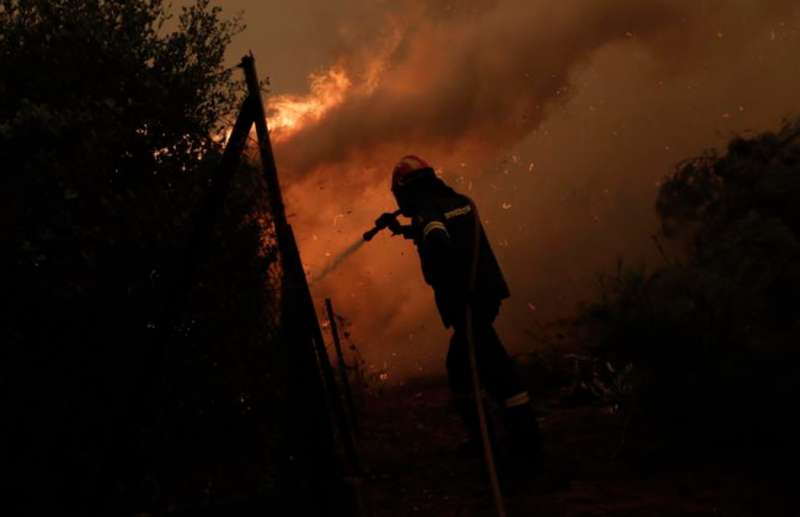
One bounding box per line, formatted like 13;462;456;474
580;120;800;463
1;2;285;513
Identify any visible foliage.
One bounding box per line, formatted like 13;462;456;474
1;1;285;513
580;121;800;462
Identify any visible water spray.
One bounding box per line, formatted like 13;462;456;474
310;209;403;285
310;238;367;285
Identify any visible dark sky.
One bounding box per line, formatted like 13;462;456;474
209;1;800;380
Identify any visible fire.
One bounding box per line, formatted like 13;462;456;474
266;66;352;142
220;25;403;148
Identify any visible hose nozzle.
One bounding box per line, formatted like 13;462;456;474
363;209;402;241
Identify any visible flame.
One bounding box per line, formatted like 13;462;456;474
222;23;403;148
266;66;352;142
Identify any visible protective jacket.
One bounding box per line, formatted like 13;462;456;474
411;187;510;327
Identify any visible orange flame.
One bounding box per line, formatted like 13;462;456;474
266;66;352;142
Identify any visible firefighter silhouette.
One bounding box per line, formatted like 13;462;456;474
379;155;542;470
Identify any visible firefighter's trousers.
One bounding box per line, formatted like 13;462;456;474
446;300;522;403
446;300;541;463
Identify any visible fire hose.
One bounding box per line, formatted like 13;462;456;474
363;204;508;517
464;199;508;517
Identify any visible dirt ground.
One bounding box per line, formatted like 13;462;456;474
354;377;798;517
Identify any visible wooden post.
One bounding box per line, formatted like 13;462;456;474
240;53;362;479
151;52;360;515
157;94;256;356
149;92;260;503
325;298;359;435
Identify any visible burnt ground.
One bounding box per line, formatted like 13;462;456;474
354;377;798;517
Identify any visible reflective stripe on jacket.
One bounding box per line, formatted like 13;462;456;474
412;190;510;327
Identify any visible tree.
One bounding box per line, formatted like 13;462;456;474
580;120;800;462
1;1;283;513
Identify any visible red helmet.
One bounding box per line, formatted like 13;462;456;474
391;155;434;191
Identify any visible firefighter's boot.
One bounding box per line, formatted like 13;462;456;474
503;392;543;476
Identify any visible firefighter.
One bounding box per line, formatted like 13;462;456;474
377;155;542;472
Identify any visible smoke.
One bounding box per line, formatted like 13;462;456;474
277;1;678;174
257;0;800;379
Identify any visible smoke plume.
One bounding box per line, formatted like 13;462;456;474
251;0;800;379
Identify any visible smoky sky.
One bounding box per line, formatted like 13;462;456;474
217;0;800;379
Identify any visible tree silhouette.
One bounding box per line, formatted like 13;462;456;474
2;2;285;513
581;120;800;462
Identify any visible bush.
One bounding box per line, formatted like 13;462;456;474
580;120;800;463
1;1;285;513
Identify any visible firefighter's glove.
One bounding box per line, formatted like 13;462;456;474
392;224;415;240
375;212;399;230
